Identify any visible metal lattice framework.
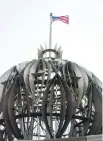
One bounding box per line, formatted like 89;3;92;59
0;46;102;141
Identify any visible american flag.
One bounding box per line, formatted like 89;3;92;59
52;15;69;24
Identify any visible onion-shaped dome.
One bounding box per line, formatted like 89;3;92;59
0;46;102;140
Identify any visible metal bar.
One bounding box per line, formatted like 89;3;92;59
49;13;52;57
16;134;102;141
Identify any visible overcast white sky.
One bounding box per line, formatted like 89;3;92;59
0;0;103;82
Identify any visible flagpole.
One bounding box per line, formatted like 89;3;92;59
49;13;52;57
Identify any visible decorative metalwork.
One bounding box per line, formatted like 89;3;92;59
0;46;102;141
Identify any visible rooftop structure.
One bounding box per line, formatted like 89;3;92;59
0;46;102;141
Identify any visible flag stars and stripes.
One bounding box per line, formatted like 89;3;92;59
52;15;69;24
